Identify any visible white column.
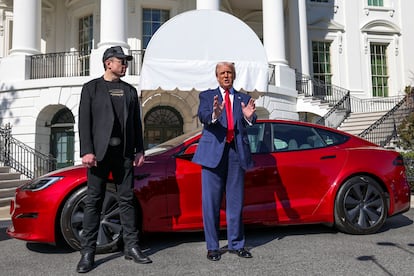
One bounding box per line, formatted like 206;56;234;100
288;0;300;71
263;0;287;65
197;0;220;10
98;0;129;48
90;0;129;77
298;0;310;76
10;0;41;55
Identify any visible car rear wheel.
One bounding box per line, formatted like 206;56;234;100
60;185;123;253
334;175;388;235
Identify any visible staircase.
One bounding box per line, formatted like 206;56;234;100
337;111;387;136
0;166;28;207
297;94;332;117
295;72;412;147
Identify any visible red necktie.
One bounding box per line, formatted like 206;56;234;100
225;89;234;143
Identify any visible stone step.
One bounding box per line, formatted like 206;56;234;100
343;118;381;125
0;187;16;198
0;172;21;180
0;167;10;173
0;179;28;189
342;113;386;123
338;111;387;137
0;197;12;208
0;167;25;209
350;111;386;116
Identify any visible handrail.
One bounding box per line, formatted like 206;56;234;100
359;95;413;147
31;51;91;79
296;72;351;128
0;123;56;179
315;91;351;128
350;95;403;113
30;50;145;79
129;50;145;76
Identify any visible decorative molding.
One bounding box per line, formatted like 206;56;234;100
361;19;401;35
42;13;52;38
0;0;12;8
308;18;345;33
394;35;399;56
338;31;342;54
364;33;368;54
128;0;136;14
42;0;55;12
65;0;81;8
364;6;395;17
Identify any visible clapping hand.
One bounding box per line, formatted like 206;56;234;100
241;98;256;121
213;95;225;119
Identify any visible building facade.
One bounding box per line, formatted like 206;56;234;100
0;0;413;168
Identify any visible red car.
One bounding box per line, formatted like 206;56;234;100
7;120;411;253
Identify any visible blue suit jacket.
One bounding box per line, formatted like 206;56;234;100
192;87;256;170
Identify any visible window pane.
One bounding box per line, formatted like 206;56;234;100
78;14;93;76
370;44;388;97
143;9;151;21
144;106;183;149
142;8;170;49
312;41;332;84
368;0;383;7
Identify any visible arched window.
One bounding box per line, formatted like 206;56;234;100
50;108;75;169
144;106;183;149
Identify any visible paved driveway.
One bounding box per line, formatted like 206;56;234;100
1;208;413;276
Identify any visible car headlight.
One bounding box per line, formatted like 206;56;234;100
21;176;63;191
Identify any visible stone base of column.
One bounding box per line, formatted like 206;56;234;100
0;55;31;82
274;64;295;90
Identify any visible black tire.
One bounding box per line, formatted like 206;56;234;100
59;184;123;254
334;175;388;235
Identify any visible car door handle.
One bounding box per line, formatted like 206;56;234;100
320;155;336;160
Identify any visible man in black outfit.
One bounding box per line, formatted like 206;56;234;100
76;46;151;273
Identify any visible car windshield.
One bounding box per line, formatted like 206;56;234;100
145;128;201;156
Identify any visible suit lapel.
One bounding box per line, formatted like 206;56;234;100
214;88;227;124
123;84;130;129
99;80;113;115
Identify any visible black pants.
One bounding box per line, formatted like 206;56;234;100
80;146;138;253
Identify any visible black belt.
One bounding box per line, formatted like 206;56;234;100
109;137;121;146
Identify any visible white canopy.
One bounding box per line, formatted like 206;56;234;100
139;10;269;92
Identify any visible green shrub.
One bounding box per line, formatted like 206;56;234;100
400;151;414;192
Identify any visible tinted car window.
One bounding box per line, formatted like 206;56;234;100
223;122;349;155
271;123;338;152
247;123;270;153
314;128;349;146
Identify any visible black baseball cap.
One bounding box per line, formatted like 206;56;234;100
102;46;133;62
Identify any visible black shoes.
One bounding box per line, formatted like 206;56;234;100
229;248;253;258
125;247;153;264
207;248;252;261
76;252;95;273
207;250;221;261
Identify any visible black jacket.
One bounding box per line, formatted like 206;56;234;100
78;77;144;161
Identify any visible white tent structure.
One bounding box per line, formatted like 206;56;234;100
140;10;269;93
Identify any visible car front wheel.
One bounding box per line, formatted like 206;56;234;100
334;175;388;235
59;185;122;253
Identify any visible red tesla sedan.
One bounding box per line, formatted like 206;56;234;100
7;120;410;253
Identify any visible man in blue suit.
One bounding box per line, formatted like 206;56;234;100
192;62;257;261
